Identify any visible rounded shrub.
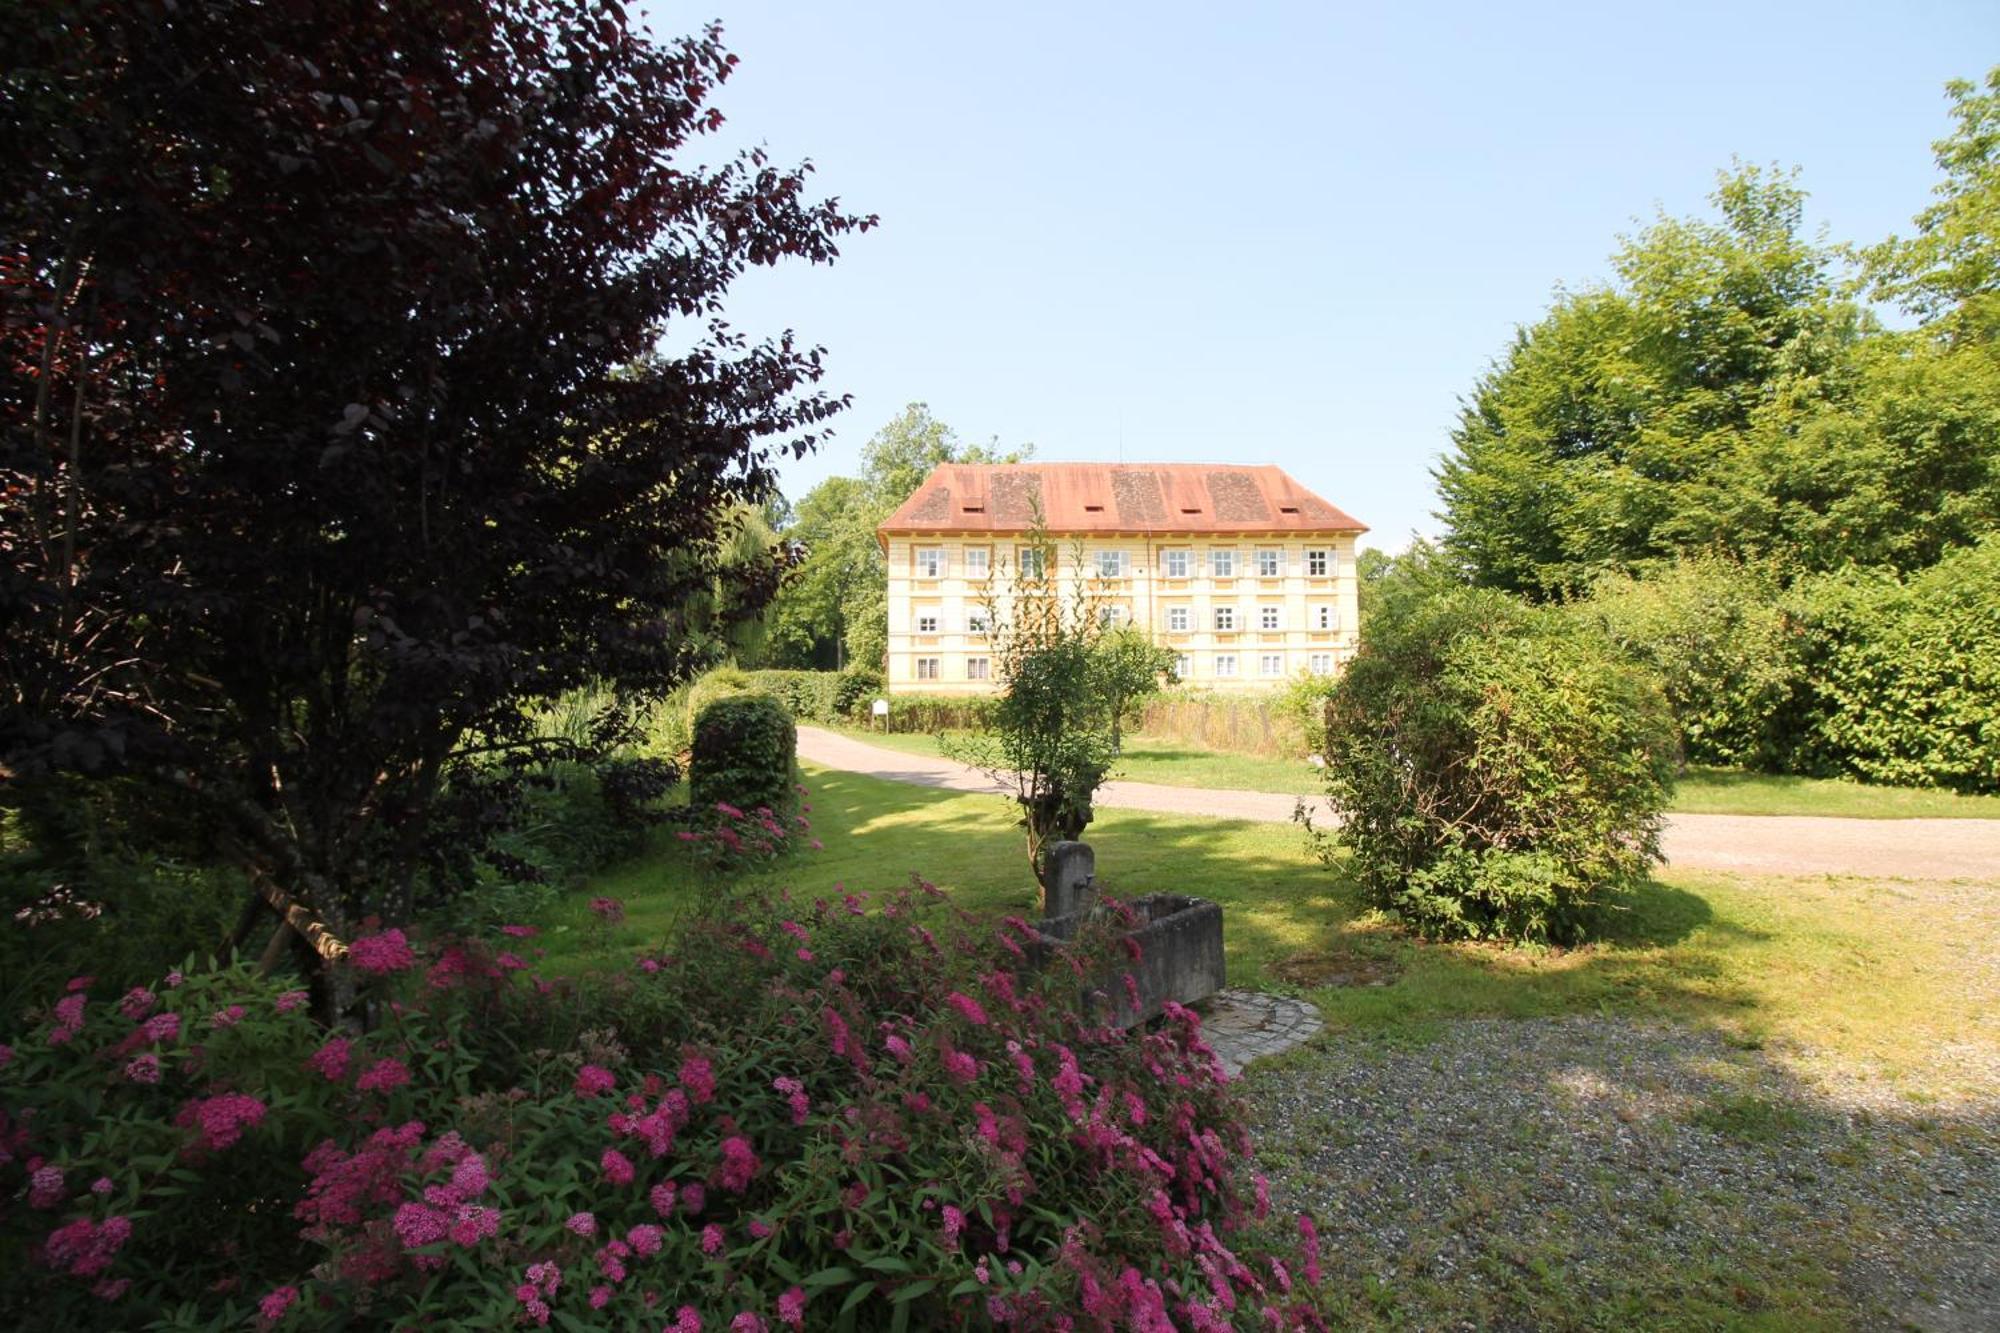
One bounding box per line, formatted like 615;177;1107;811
1319;588;1676;944
684;666;759;729
0;888;1328;1329
689;692;798;818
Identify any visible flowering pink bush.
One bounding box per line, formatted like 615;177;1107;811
1;887;1325;1329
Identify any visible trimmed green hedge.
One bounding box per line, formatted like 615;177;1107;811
689;668;883;726
690;692;798;815
1788;539;2000;793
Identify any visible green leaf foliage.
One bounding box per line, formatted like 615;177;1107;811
1438;95;2000;596
1785;538;2000;793
1318;589;1677;944
1572;556;1796;769
689;693;799;817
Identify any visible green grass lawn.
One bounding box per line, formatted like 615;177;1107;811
546;763;1994;1088
541;764;1997;1330
825;723;2000;819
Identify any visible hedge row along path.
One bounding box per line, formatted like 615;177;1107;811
797;727;2000;881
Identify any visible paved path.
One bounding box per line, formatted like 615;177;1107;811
797;727;2000;881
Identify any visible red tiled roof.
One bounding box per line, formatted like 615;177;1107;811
878;463;1367;537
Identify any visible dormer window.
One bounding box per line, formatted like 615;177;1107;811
962;504;985;514
1084;504;1105;513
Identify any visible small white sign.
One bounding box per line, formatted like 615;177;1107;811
871;698;890;717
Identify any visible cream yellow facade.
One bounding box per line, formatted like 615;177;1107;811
882;532;1363;695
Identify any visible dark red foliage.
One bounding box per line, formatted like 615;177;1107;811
0;3;869;943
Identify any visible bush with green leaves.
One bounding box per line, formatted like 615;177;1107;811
830;665;885;719
1317;588;1676;944
1785;538;2000;792
1574;555;1798;769
1;888;1328;1330
689;692;799;818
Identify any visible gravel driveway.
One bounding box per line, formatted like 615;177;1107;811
797;727;2000;881
1249;1016;1999;1331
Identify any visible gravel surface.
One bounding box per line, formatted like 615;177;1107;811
1247;1017;2000;1330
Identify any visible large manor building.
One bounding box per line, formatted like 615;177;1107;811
877;462;1367;695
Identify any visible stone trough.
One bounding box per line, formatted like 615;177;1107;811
1028;841;1227;1028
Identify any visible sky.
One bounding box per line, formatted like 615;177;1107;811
634;0;1998;552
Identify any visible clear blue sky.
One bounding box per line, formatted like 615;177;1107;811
636;0;1997;551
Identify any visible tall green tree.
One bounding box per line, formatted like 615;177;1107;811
1867;67;2000;339
768;403;1031;669
1436;165;1865;596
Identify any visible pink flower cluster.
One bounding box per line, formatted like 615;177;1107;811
49;993;86;1046
42;1214;132;1277
515;1259;562;1326
307;1037;351;1081
771;1075;809;1126
176;1093;267;1151
356;1057;411;1093
717;1135;759;1194
348;928;417;975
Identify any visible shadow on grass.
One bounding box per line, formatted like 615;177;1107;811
553;766;1802;1054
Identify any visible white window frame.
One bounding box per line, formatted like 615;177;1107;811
1214;654;1237;678
1174;654;1193;679
1095;549;1128;579
1312;604;1336;631
1213;606;1237;632
1261;653;1284;676
1209;548;1236;578
915;657;941;681
963;547;991;578
1306;548;1330;577
1256;547;1282;578
967;610;990;635
915;613;939;634
1097;605;1128;629
1259;605;1281;631
1017;546;1045;579
1309;652;1334;675
915;547;943;579
1166;606;1190;633
966;657;990;681
1163;548;1191;579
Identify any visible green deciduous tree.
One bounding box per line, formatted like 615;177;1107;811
944;521;1120;896
1867;67;2000;339
1092;626;1178;751
767;404;1032;670
1436;165;1866;596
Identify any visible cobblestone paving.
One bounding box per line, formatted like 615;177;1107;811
1199;988;1324;1076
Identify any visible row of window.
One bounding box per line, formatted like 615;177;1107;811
915;656;989;681
909;605;1342;634
909;652;1338;681
911;546;1339;580
1179;652;1340;678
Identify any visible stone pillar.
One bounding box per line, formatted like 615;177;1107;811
1043;840;1096;919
